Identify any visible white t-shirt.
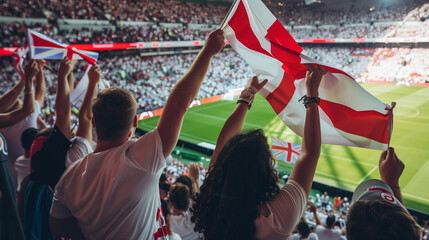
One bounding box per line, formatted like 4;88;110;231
290;232;319;240
0;101;40;180
65;136;93;167
51;129;168;240
15;155;30;191
254;180;307;240
315;226;342;240
170;211;200;240
169;232;182;240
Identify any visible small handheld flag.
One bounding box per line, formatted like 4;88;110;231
271;136;301;164
11;45;29;79
28;30;98;64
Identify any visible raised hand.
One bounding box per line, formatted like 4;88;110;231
24;60;40;82
240;76;268;105
202;29;225;56
379;147;404;188
88;64;102;84
58;57;75;79
35;59;45;70
189;163;199;180
304;64;327;97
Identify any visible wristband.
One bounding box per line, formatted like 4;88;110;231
237;99;252;110
24;91;33;95
299;95;320;108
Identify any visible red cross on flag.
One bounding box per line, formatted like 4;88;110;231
271;136;301;164
221;0;393;150
11;45;29;80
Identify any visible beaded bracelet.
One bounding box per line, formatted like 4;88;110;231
299;95;320;108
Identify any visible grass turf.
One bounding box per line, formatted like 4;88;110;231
138;83;429;214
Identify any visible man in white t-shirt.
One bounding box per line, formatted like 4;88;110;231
49;30;226;240
315;215;344;240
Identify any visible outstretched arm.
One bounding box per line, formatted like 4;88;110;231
289;64;326;197
188;162;200;195
157;29;225;158
55;58;77;140
0;78;24;113
209;76;267;168
34;60;46;107
379;147;404;204
75;65;101;144
0;61;38;129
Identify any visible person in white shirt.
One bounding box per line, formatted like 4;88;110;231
290;222;319;240
192;64;327;239
49;29;226;240
315;215;343;240
15;127;38;191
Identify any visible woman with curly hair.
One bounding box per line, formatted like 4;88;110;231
191;64;327;240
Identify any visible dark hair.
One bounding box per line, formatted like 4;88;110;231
326;215;336;228
92;87;137;141
346;199;421;240
21;128;38;150
160;182;171;193
169;183;191;211
175;175;194;197
191;129;280;240
297;222;311;238
160;199;173;235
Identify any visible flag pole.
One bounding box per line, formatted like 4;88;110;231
219;0;238;30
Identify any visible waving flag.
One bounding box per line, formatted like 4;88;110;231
11;45;29;79
70;66;110;109
28;30;98;64
221;0;393;150
271;136;301;164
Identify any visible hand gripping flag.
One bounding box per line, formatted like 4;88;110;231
11;45;29;79
271;136;301;164
28;30;98;64
70;66;110;109
221;0;393;150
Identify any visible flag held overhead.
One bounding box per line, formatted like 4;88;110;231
221;0;393;150
28;30;99;64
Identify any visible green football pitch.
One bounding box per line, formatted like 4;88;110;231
138;83;429;214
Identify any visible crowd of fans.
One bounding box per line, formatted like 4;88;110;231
1;45;428;127
0;16;428;240
2;0;427;24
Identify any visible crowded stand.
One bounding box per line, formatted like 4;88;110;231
0;0;428;240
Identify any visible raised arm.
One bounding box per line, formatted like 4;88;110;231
0;61;38;128
379;147;404;204
209;76;267;168
75;65;101;144
157;29;225;158
55;57;77;140
289;64;326;197
0;77;25;113
34;59;46;107
188;162;200;195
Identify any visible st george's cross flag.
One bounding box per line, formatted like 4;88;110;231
28;30;98;64
11;45;29;79
271;136;301;164
221;0;393;150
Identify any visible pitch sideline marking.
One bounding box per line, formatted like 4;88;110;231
358;165;378;183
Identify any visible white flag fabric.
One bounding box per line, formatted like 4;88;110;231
70;67;110;109
221;0;393;150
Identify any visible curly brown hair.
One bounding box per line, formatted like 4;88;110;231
191;129;280;240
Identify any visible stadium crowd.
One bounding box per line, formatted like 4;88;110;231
1;45;428;128
1;0;429;239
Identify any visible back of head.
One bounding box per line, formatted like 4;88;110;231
346;199;421;240
92;87;137;141
297;222;311;238
175;175;194;197
169;182;191;211
21;128;39;151
191;129;280;240
326;215;336;228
